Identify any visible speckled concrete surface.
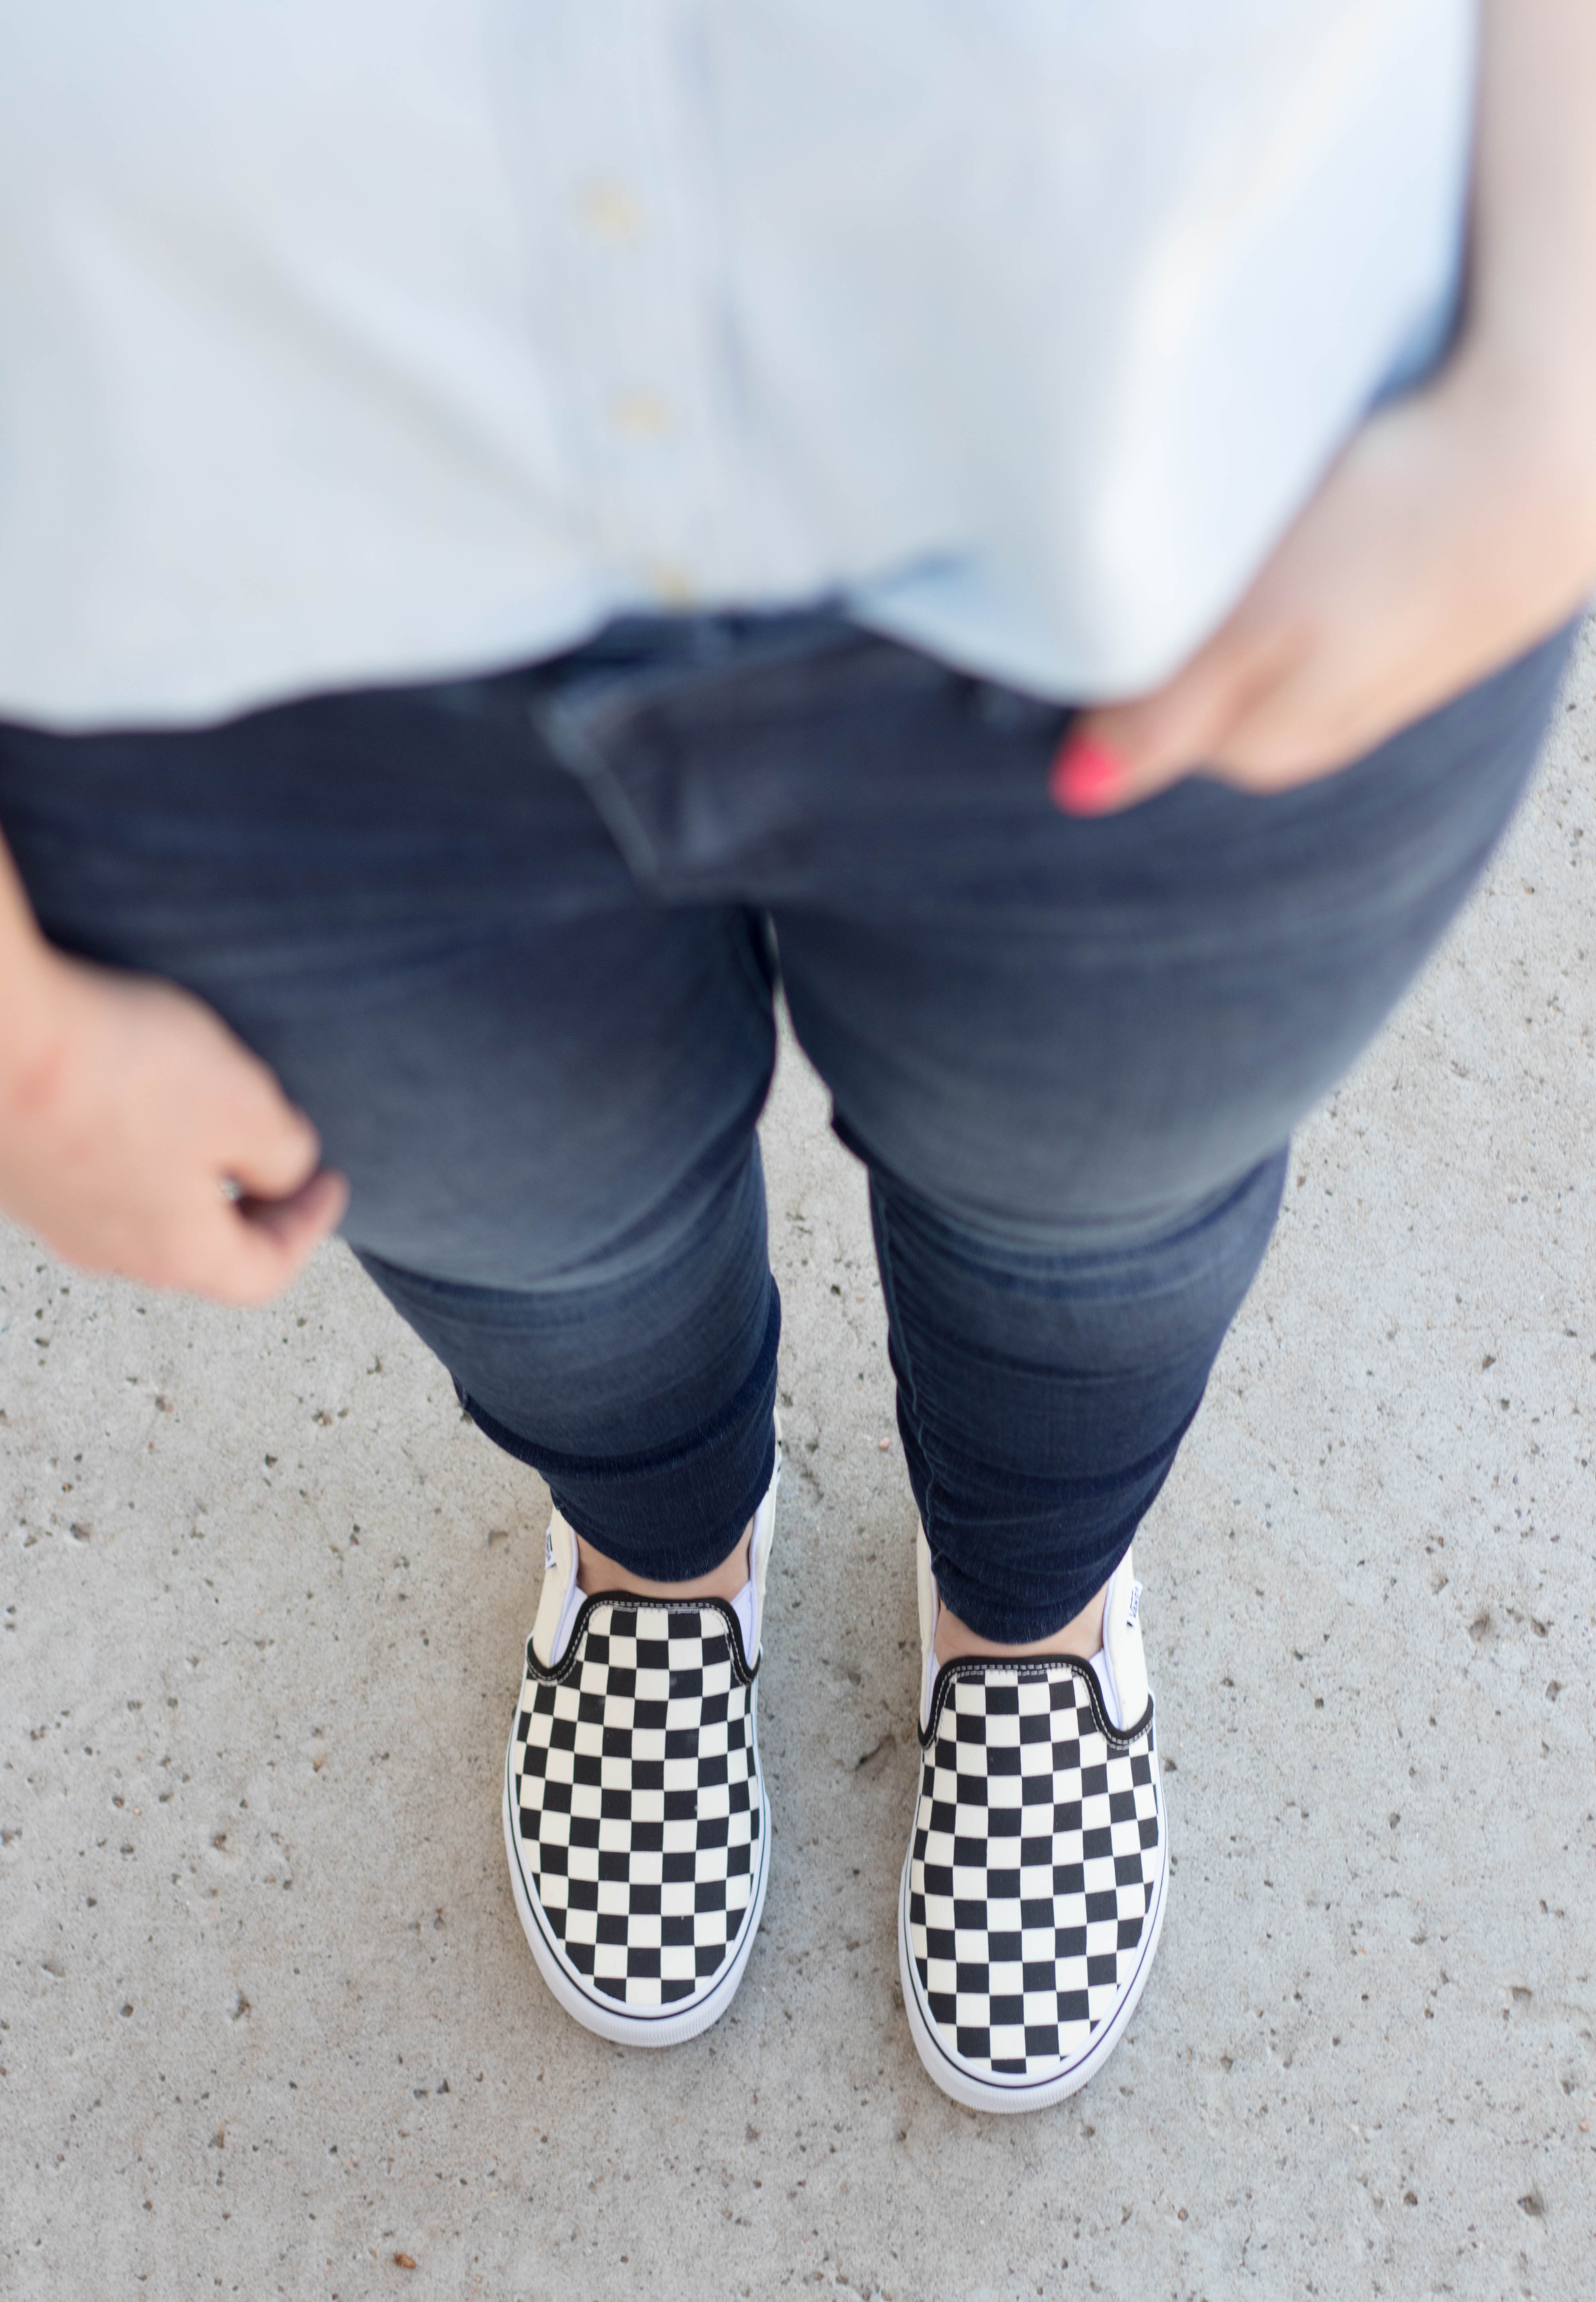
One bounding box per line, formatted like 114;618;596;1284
3;621;1594;2302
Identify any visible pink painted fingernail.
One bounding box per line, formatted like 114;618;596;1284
1049;734;1131;816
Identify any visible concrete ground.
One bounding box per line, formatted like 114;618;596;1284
3;623;1595;2302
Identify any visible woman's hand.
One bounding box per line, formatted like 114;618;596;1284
1054;0;1596;817
0;934;347;1304
1052;355;1596;815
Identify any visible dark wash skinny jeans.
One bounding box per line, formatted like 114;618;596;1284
0;614;1572;1641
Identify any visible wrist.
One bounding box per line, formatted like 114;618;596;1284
1436;336;1596;561
0;937;79;1113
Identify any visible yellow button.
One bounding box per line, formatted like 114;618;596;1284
646;560;697;608
613;390;674;440
578;180;643;243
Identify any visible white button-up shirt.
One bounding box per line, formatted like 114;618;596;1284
0;0;1476;729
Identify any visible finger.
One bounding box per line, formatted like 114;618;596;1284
221;1090;324;1203
204;1169;350;1306
237;1166;349;1255
1050;619;1305;815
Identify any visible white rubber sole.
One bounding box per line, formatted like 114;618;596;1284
897;1782;1169;2113
502;1696;772;2050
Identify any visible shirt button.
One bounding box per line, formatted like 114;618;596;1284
612;390;674;440
646;560;697;608
578;180;643;243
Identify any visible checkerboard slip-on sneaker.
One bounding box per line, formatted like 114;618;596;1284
502;1451;780;2048
898;1535;1168;2112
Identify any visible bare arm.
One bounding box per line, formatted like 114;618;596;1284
1469;0;1596;400
0;833;346;1301
1055;0;1596;811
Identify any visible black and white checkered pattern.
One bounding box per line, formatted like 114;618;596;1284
906;1660;1162;2078
509;1597;762;2012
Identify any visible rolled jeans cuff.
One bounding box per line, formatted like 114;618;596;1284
458;1284;780;1580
